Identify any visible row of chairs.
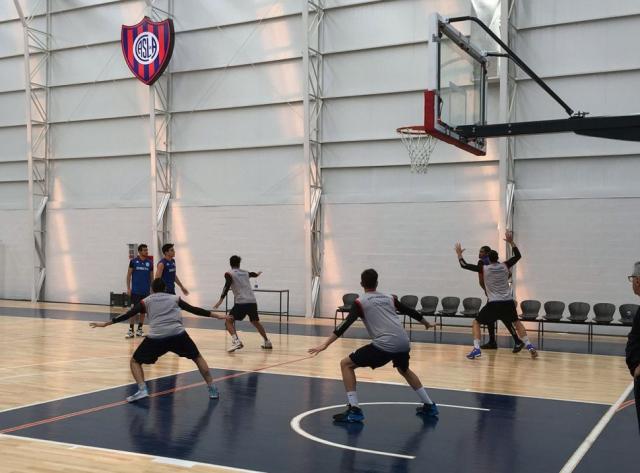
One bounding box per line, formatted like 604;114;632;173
334;294;639;326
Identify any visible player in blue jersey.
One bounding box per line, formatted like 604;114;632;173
126;244;153;338
155;243;189;296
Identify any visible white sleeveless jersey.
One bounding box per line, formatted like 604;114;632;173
228;268;257;304
357;292;410;353
483;263;513;302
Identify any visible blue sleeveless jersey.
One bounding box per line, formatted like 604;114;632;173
129;257;152;296
159;257;176;292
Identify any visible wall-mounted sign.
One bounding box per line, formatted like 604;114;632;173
121;16;175;85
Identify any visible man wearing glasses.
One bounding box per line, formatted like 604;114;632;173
625;262;640;433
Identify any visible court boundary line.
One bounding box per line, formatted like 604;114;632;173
0;355;314;434
559;380;634;473
0;433;266;473
290;401;490;459
257;368;612;406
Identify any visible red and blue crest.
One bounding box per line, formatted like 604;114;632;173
121;17;174;86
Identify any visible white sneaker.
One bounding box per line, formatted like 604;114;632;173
135;327;144;337
261;340;273;349
126;388;149;403
125;329;134;339
227;339;244;353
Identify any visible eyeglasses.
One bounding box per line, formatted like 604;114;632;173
628;276;639;282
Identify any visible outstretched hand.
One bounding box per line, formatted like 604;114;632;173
308;344;327;355
504;230;514;244
89;322;110;328
455;242;465;258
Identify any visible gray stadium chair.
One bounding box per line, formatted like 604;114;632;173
400;295;419;328
543;301;565;321
568;302;590;323
520;300;541;320
619;304;639;326
593;303;615;325
439;297;461;316
334;293;358;327
419;296;439;316
460;297;482;317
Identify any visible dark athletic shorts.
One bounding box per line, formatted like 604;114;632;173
476;300;518;325
349;343;410;372
130;293;147;305
132;331;200;364
230;303;259;321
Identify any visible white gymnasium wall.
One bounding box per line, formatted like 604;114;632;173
317;0;501;316
511;1;640;311
1;0;639;318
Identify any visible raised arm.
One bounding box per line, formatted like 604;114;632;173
503;231;521;268
455;243;482;272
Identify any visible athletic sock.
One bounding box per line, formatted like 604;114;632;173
232;334;239;342
522;336;531;346
415;387;433;404
137;323;143;329
346;391;359;407
129;324;134;330
473;339;481;349
138;382;147;391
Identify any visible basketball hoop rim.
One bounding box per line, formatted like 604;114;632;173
396;125;430;135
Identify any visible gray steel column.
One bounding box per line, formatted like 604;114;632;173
498;0;518;269
146;0;173;261
14;0;51;302
302;0;324;317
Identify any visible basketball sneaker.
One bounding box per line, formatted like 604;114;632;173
333;405;364;423
261;340;273;349
480;341;498;349
527;344;539;359
227;339;244;353
466;347;482;359
125;328;134;339
135;327;144;337
512;341;525;353
208;384;219;399
126;388;148;403
416;403;439;418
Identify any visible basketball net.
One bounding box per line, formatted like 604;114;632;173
397;127;438;173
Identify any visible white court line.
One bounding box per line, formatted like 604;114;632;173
0;434;266;473
0;368;197;414
259;369;611;406
290;401;490;460
0;354;131;371
559;381;635;473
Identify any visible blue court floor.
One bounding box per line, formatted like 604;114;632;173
0;369;635;472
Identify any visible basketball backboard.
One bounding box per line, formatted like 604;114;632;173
423;13;488;156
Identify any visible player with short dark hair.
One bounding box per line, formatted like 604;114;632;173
455;243;523;351
213;255;272;352
309;268;438;423
155;243;189;296
125;243;153;338
465;232;538;360
90;278;230;402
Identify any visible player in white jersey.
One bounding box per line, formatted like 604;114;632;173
213;255;272;352
309;269;438;423
466;231;538;360
90;278;230;402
